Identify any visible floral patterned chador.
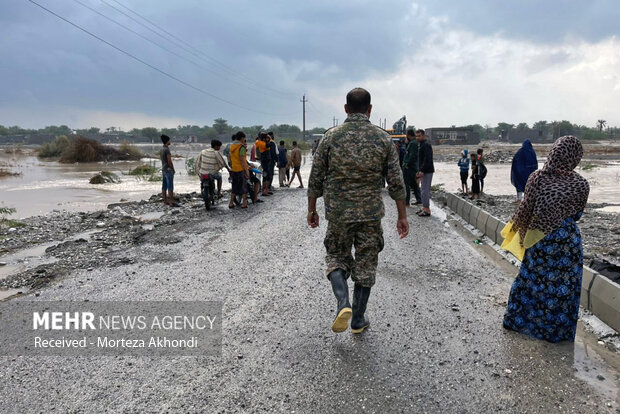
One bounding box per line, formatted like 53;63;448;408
503;214;583;342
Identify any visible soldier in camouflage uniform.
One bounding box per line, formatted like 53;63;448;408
307;88;409;334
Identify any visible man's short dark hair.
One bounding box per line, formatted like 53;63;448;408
160;134;170;144
211;139;222;148
292;141;297;146
415;129;425;135
477;148;483;155
268;132;274;137
346;88;371;113
279;140;285;146
406;128;415;136
234;131;246;140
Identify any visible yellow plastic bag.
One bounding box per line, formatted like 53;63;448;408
500;221;545;261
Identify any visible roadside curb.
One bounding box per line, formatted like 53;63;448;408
445;192;620;333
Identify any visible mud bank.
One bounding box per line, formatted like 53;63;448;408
0;191;236;292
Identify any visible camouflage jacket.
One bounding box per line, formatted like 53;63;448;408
308;113;405;223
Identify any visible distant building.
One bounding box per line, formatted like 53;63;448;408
502;129;554;144
425;127;480;145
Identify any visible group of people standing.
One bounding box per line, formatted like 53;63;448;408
457;148;486;199
400;128;435;216
250;131;304;196
160;131;304;210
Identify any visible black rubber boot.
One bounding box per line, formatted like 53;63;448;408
351;284;371;334
328;269;352;333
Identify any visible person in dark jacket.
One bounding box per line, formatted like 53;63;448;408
403;129;422;206
511;139;538;203
267;132;278;191
470;152;480;199
277;140;289;187
396;139;406;166
415;129;434;216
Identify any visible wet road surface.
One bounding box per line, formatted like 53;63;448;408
0;184;618;413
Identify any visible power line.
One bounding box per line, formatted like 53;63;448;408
72;0;288;101
103;0;296;99
27;0;296;117
308;99;326;117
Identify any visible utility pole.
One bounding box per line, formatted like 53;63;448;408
301;95;307;141
333;116;338;127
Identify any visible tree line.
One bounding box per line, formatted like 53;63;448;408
0;119;327;142
465;120;617;141
1;118;616;142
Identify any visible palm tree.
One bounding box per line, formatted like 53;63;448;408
597;120;607;133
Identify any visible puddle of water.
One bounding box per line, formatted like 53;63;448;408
0;229;103;280
142;224;155;231
0;242;58;279
573;322;620;407
0;287;28;301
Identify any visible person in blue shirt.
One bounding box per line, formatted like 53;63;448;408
457;149;470;194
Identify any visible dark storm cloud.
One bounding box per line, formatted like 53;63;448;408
423;0;620;44
0;1;618;128
1;0;416;125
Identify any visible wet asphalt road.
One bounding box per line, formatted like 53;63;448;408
0;181;618;413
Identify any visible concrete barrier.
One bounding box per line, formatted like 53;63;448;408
486;217;501;244
476;211;490;234
444;192;620;333
468;205;481;226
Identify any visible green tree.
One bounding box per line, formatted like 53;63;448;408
160;128;177;138
497;122;514;139
309;127;328;135
88;127;100;134
212;119;230;135
464;124;486;141
516;122;529;131
0;125;8;135
597;119;607;132
532;120;547;132
141;127;159;140
557;120;574;136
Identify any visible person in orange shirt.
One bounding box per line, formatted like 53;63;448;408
255;132;272;196
228;131;250;209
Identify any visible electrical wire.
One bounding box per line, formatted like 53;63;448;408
72;0;289;101
103;0;296;99
27;0;297;117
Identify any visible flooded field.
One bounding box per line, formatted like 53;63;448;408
432;159;620;209
1;143;618;218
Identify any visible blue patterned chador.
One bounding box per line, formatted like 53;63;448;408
501;136;589;343
503;215;583;342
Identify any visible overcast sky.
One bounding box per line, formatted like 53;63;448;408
1;0;618;131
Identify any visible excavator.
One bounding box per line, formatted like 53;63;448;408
386;115;408;143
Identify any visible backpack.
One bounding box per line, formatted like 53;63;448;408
478;163;487;179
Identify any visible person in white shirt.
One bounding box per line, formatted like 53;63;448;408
195;139;230;198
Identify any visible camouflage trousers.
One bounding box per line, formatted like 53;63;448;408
324;220;384;288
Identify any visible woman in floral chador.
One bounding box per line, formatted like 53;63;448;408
501;136;589;342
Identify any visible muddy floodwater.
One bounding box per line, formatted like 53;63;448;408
1;144;619;218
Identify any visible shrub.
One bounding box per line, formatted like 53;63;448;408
39;135;70;158
59;136;142;163
119;141;143;159
129;164;159;176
